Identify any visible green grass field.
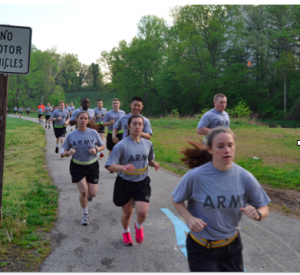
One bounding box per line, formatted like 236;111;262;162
1;117;58;271
150;117;300;190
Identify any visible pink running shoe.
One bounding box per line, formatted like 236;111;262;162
135;223;144;244
123;232;133;246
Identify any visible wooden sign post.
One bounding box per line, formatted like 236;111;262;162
0;24;32;226
0;74;9;226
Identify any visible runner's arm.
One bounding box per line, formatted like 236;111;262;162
112;128;119;144
241;205;269;222
105;163;135;173
172;197;207;232
69;120;77;126
141;133;151;140
197;127;210;135
149;159;159;171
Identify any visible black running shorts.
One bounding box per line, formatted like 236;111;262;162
97;124;105;134
186;232;243;272
54;127;66;138
113;175;151;207
38;114;43;118
19;112;22;114
27;111;30;114
45;115;51;120
107;133;123;151
69;159;99;184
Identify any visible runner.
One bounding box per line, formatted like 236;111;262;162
62;111;105;225
93;99;107;158
197;93;235;144
38;102;45;122
68;102;75;131
105;114;160;246
37;106;44;124
172;127;270;272
49;101;70;157
70;98;95;128
13;106;17;117
103;98;125;157
52;105;58;133
44;103;52;129
18;106;23;118
27;107;30;116
113;96;152;144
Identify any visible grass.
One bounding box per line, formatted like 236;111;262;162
150;116;300;190
1;117;59;271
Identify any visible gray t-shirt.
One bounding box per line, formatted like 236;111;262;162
63;128;103;162
68;106;75;113
13;107;17;112
105;136;155;182
113;113;153;139
197;109;230;138
172;162;271;240
50;109;70;128
103;109;126;132
38;108;43;114
27;108;30;111
18;108;23;112
70;108;95;121
94;108;107;124
44;106;52;115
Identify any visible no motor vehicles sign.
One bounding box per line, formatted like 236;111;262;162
0;24;32;75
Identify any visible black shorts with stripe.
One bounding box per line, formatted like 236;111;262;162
38;114;43;118
69;159;99;184
106;132;123;151
186;232;243;272
45;115;51;120
113;175;151;207
54;127;66;138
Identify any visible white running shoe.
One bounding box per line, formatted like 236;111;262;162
81;214;89;226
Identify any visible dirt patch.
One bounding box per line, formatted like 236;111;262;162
158;126;177;129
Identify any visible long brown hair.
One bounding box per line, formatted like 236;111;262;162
76;111;100;131
180;127;233;169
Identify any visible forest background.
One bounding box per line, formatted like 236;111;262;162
7;5;300;120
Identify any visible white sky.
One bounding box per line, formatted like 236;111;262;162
0;0;295;66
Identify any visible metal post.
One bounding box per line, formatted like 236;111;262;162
0;74;9;227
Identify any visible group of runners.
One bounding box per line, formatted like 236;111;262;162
26;94;271;272
12;106;30;118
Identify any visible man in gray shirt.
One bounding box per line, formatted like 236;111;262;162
50;101;70;157
94;99;107;158
113;96;152;144
70;98;95;127
197;93;235;144
103;98;125;157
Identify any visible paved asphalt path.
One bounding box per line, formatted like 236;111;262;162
8;115;300;272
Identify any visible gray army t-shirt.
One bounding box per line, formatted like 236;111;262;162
63;128;103;162
44;106;52;115
13;107;17;112
37;108;43;114
197;109;230;138
103;109;126;132
94;108;107;124
172;162;271;240
50;109;70;128
105;136;154;182
70;108;95;121
113;113;152;139
68;106;75;113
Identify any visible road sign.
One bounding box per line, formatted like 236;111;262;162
0;24;32;75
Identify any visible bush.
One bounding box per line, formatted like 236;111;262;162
227;101;252;118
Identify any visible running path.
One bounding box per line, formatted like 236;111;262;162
7;115;300;272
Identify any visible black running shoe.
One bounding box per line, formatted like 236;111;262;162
45;125;47;128
55;147;59;154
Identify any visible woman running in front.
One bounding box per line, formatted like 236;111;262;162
62;111;105;226
105;114;160;246
172;127;270;272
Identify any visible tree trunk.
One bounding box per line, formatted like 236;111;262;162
284;71;287;113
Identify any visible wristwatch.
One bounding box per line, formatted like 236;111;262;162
256;210;262;221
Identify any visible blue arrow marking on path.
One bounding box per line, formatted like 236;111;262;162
161;208;190;258
161;208;247;272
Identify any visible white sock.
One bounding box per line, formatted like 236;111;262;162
136;222;142;229
82;207;88;215
56;144;59;148
122;227;130;233
61;148;64;154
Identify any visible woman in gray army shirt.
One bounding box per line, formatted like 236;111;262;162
172;127;270;272
105;114;160;246
62;111;105;226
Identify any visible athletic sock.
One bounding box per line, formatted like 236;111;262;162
60;148;64;154
82;207;88;215
135;222;143;229
56;144;59;148
122;227;130;233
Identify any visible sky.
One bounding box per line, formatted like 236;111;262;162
0;0;295;66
